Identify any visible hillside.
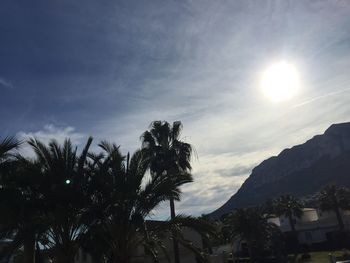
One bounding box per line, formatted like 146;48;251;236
211;122;350;218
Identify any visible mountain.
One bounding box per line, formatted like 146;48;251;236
211;122;350;218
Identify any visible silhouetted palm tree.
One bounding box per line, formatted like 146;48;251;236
0;137;36;262
274;194;303;233
28;137;93;263
223;208;278;262
85;142;204;263
141;121;193;263
0;137;48;263
0;157;45;263
261;198;276;215
317;185;350;231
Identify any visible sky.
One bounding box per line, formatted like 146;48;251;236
1;0;350;219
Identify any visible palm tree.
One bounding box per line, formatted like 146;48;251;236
28;137;93;263
261;198;276;215
0;137;47;263
0;157;45;263
317;185;350;231
223;208;278;262
85;141;206;263
0;137;38;262
274;194;303;233
141;121;193;263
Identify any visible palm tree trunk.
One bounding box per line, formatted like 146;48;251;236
170;197;180;263
23;232;36;263
288;216;300;255
246;240;254;263
288;216;296;232
334;207;344;231
35;242;44;263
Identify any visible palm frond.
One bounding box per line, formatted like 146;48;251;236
27;138;53;170
0;136;21;161
77;136;93;175
171;121;183;140
141;131;156;149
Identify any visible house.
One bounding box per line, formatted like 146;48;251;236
230;208;350;255
269;208;350;245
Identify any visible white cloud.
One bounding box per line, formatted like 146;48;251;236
17;124;86;157
150;149;278;219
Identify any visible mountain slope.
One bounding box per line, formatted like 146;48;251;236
211;122;350;218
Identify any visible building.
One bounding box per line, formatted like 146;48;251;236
269;208;350;245
230;208;350;255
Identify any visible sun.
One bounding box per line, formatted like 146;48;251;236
260;61;300;102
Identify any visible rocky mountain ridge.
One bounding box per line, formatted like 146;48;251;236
211;122;350;218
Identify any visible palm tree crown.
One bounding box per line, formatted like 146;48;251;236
223;208;279;262
274;194;303;232
28;137;93;263
141;121;193;177
317;184;350;231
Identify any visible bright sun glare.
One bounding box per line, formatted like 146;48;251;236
260;61;300;102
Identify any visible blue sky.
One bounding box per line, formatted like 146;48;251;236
1;0;350;218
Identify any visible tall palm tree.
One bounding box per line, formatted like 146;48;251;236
141;121;193;263
274;194;303;233
223;208;279;262
28;137;93;263
317;184;350;231
85;141;204;263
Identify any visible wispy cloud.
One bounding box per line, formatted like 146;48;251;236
292;88;350;108
2;0;350;218
0;77;13;89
